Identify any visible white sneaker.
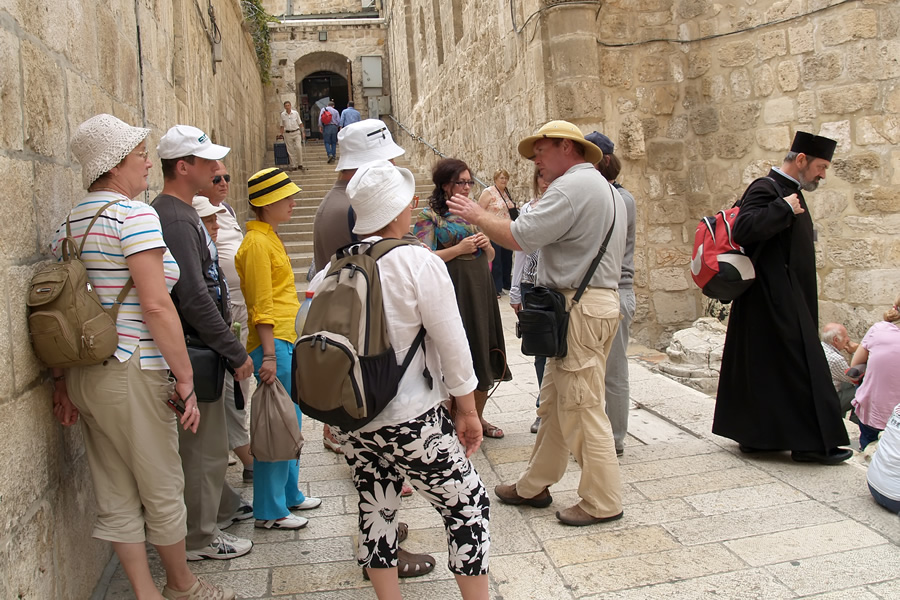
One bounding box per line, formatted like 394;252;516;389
162;576;235;600
185;531;252;561
216;501;253;530
289;497;322;511
255;514;308;529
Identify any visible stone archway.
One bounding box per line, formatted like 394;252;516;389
294;51;353;138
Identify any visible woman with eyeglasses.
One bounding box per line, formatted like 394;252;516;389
478;168;517;298
414;158;511;439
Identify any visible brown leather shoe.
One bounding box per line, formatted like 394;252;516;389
556;504;623;526
494;483;553;508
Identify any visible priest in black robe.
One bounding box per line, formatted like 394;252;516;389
713;131;852;465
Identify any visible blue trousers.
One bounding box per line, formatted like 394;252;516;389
251;340;306;519
323;124;338;158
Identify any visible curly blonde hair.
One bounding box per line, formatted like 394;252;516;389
885;292;900;323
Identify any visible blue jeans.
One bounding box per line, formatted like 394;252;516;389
859;422;883;451
869;482;900;514
520;282;545;408
250;339;306;519
323;124;338;157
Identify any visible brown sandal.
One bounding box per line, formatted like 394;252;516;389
362;548;435;580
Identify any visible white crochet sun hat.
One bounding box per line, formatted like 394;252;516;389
71;114;150;189
347;160;416;235
335;119;405;172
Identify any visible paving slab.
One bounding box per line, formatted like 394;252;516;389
97;301;900;599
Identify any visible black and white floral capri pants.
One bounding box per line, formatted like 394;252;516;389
332;404;490;575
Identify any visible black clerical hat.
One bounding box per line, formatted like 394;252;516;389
790;131;837;161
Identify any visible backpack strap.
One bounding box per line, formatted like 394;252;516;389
367;238;432;387
572;182;618;306
66;197;135;321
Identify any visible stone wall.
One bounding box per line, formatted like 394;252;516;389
0;1;266;597
266;18;389;141
385;0;900;347
262;0;375;17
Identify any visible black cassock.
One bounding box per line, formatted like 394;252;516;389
712;169;849;451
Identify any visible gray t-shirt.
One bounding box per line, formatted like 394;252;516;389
615;184;636;289
511;163;625;290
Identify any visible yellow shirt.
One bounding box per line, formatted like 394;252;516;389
235;220;301;351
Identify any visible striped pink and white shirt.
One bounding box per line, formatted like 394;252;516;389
51;191;180;370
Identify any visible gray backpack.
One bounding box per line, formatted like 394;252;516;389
27;200;133;368
291;239;429;430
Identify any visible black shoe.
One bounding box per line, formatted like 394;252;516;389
791;448;853;465
738;444;765;454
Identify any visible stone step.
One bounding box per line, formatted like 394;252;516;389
281;230;313;243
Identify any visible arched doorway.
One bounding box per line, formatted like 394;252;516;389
294;51;354;139
301;71;349;138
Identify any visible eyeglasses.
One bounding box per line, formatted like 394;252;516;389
410;195;419;208
212;175;231;184
135;149;149;159
453;180;475;187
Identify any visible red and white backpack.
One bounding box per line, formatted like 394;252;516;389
690;206;756;302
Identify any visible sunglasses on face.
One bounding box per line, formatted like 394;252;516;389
212;175;231;184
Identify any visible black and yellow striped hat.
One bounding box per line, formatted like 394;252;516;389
248;167;301;207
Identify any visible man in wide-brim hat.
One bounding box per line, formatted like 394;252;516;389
713;130;853;465
447;120;628;527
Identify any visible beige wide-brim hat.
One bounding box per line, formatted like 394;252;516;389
517;120;604;165
71;114;150;189
347;160;416;235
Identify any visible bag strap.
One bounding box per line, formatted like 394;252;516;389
572;183;618;306
65;197;135;321
365;237;416;261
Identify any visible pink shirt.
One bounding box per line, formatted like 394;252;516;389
852;320;900;430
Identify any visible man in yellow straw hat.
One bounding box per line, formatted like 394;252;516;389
448;120;627;526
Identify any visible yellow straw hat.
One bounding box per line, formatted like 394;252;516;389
248;167;301;207
517;120;604;165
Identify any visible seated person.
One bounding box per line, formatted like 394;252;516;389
867;403;900;514
850;295;900;450
821;323;860;415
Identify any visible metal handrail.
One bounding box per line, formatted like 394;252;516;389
386;115;489;191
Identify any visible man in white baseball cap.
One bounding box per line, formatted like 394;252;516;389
157;124;231;161
152;125;256;562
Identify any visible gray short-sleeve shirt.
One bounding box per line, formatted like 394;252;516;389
511;163;625;290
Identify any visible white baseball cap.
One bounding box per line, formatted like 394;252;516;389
191;195;227;218
347;160;416;235
335;119;405;171
157;125;230;160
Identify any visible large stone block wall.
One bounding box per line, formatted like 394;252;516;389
266;19;389;141
262;0;374;17
0;1;266;597
386;0;900;347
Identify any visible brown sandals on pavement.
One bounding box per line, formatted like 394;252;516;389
362;548;435;580
482;424;504;438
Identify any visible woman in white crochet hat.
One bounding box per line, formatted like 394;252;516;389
235;167;323;531
317;160;491;600
49;114;233;600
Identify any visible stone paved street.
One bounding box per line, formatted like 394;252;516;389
99;304;900;599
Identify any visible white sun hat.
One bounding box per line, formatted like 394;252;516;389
347;160;416;235
335;119;405;172
191;195;227;218
71;114;150;189
157;124;230;160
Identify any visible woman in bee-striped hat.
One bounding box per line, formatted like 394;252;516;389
236;167;323;530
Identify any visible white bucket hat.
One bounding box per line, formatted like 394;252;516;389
347;160;416;235
191;195;227;218
335;119;405;171
71;114;150;189
157;124;230;160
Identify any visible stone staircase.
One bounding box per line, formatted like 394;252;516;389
279;140;435;283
